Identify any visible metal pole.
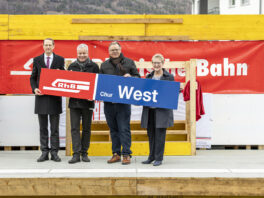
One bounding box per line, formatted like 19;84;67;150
260;0;262;15
199;0;208;14
192;0;195;14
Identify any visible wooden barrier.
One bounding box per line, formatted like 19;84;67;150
0;15;8;40
2;177;264;196
65;60;197;156
3;15;264;40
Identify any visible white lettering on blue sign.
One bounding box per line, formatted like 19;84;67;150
100;91;113;97
118;85;158;103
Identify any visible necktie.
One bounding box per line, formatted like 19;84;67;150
47;57;50;68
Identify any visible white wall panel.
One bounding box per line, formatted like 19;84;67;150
0;96;66;146
212;94;264;145
2;94;263;146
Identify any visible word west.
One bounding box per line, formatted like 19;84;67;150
118;85;158;103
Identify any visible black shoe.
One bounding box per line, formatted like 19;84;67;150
81;154;90;162
142;159;154;164
50;153;61;162
153;160;162;166
37;153;49;162
68;154;80;164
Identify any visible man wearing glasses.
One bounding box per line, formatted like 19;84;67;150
100;41;140;165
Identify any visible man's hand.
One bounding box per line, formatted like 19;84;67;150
123;73;131;77
34;88;43;96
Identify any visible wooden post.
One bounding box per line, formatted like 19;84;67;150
190;59;197;155
185;61;190;143
65;98;71;156
65;61;72;156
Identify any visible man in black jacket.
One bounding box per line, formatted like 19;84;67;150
100;41;140;165
68;44;99;164
30;38;65;162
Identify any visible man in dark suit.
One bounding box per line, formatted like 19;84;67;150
30;38;65;162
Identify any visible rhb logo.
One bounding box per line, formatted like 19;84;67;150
43;79;90;93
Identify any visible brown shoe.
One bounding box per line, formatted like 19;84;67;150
107;153;121;163
122;155;131;165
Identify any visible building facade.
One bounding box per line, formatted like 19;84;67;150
193;0;264;14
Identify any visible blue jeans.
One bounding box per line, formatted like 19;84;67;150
104;102;132;156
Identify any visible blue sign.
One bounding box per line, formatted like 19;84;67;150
95;74;180;109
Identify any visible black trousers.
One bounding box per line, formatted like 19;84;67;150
147;109;166;161
104;102;132;156
38;114;60;154
70;108;92;155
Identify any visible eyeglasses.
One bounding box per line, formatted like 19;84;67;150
152;62;162;65
109;49;120;52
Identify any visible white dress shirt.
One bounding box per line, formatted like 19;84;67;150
44;53;54;68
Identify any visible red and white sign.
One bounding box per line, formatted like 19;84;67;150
39;69;97;100
1;40;264;94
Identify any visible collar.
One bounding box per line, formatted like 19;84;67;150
76;58;91;65
44;53;54;59
162;69;170;77
147;68;170;78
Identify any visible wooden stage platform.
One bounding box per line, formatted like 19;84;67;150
1;150;264;197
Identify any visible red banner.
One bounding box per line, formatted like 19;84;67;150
1;40;264;94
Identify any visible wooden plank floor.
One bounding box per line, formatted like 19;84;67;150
1;177;264;196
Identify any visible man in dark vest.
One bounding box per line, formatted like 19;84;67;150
30;38;65;162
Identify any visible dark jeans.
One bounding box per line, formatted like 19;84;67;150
104;102;132;156
38;114;60;155
70;108;93;155
147;109;166;161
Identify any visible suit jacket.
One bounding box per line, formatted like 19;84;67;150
30;53;65;114
141;69;174;129
67;59;99;109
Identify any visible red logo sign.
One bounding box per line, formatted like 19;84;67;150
39;69;97;100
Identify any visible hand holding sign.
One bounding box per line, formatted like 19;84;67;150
34;88;43;96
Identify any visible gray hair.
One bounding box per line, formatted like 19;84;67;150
77;43;89;52
108;41;121;50
152;53;165;63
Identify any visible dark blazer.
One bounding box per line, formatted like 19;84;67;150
30;53;65;114
100;54;140;78
141;69;174;129
67;59;99;109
